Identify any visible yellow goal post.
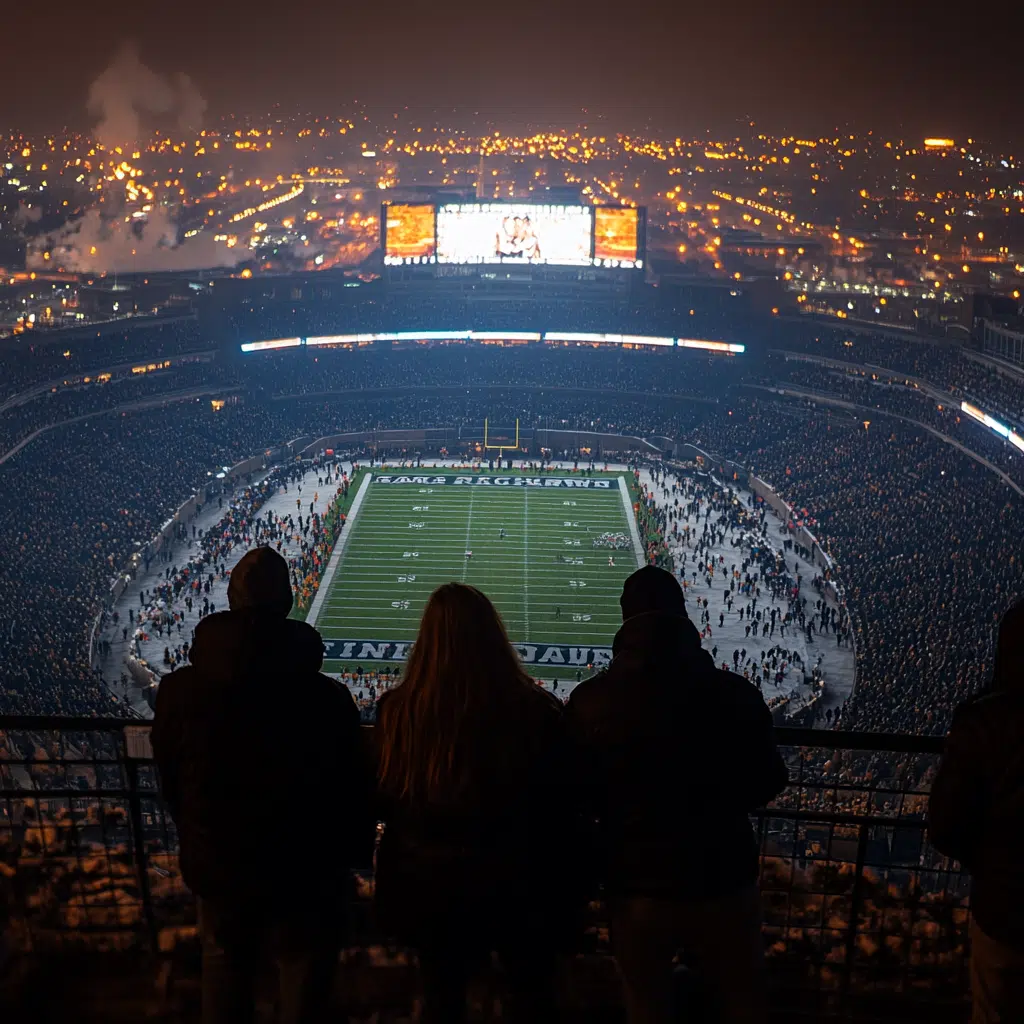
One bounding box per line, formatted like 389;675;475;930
483;418;520;459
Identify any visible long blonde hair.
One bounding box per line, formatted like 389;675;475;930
377;583;536;804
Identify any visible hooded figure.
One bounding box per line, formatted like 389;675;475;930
566;565;786;1023
930;597;1024;1018
991;598;1024;693
152;547;372;1021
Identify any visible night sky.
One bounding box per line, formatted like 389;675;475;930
6;0;1024;141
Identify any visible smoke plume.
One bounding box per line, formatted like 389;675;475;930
87;42;206;149
174;73;207;134
29;208;240;274
35;43;229;272
12;203;43;230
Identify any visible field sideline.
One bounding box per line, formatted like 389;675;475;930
313;469;642;677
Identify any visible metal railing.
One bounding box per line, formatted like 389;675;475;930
0;717;967;1018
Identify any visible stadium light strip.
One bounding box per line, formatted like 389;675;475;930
306;333;381;345
241;333;746;354
678;339;746;354
543;333;673;347
388;331;472;341
470;331;542;341
961;400;1024;451
239;337;302;352
306;331;476;346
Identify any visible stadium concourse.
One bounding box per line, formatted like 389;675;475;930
93;457;852;720
634;463;855;721
95;459;355;715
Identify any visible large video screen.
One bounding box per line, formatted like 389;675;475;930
436;203;592;266
384;204;436;262
594;207;639;263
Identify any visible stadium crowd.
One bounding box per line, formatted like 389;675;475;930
0;311;1022;740
125;457;353;678
760;356;1024;488
692;398;1023;733
776;323;1024;427
639;463;845;702
0;315;208;401
0;360;234;451
0;405;313;715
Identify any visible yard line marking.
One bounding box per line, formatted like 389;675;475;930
461;486;476;581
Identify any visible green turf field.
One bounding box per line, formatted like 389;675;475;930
313;470;642;676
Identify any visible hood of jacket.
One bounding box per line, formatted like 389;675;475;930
188;609;325;685
611;609;715;678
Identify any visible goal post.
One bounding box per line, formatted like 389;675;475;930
483;418;520;460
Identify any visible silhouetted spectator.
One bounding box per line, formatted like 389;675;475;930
566;565;787;1023
152;547;372;1024
930;598;1024;1024
374;583;578;1024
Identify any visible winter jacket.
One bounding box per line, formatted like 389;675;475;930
565;609;788;899
152;610;373;914
930;601;1024;949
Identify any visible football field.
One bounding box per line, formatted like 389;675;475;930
313;471;642;676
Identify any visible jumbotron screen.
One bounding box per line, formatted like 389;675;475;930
594;207;639;262
437;203;592;266
383;204;436;261
383;201;643;268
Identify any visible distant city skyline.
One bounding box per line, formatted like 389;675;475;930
5;0;1024;144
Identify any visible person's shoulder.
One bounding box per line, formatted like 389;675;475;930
714;668;771;712
263;617;330;675
155;663;197;698
282;616;325;651
152;664;199;724
951;688;1024;731
566;667;609;700
307;671;362;722
194;609;236;637
565;668;615;718
521;680;566;719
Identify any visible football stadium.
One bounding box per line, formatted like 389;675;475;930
2;186;1023;1021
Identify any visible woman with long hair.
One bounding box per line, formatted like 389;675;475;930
375;582;579;1023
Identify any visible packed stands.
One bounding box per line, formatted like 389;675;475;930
0;305;1022;737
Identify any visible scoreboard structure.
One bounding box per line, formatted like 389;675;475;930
381;200;646;271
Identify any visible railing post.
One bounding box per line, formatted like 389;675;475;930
842;821;871;998
124;754;159;953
